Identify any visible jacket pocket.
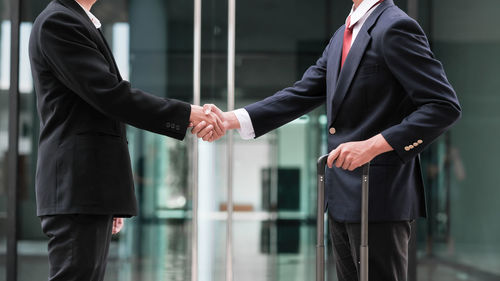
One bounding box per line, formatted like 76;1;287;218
73;135;132;206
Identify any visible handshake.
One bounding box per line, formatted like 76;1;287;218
189;104;239;142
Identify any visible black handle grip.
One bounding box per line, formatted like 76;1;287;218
317;154;329;176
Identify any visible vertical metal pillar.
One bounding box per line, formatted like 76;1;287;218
7;0;21;280
225;0;235;279
191;0;202;280
225;0;235;280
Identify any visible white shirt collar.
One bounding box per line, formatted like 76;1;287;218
75;1;101;29
347;0;381;29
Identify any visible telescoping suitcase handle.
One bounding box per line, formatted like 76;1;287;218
316;155;328;281
316;155;370;281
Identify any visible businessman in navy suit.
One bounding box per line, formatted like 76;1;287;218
195;0;461;280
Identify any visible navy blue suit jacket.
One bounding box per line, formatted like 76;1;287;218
245;0;461;222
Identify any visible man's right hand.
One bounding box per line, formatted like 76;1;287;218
189;105;225;141
190;104;241;142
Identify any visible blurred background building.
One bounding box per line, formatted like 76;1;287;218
0;0;499;280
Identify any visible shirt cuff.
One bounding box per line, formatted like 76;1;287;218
234;108;255;140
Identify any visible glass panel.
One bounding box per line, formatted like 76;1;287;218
16;1;55;280
0;0;9;277
110;0;194;280
418;0;500;278
231;0;338;280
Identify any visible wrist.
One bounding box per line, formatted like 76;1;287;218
367;134;393;158
189;104;201;121
224;111;241;130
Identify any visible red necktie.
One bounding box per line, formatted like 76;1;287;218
341;0;384;68
341;15;353;68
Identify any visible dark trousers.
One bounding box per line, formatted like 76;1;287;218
328;214;413;281
40;214;114;281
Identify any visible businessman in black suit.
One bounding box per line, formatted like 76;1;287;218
198;0;461;280
29;0;223;280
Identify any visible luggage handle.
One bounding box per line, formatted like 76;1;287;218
316;154;370;281
316;155;329;281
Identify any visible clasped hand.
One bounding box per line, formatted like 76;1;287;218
189;104;227;142
189;104;239;142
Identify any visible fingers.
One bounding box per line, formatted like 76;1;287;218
347;158;361;171
327;148;340;168
212;115;224;136
327;144;357;170
327;142;371;171
191;121;206;135
204;105;225;136
202;131;213;142
204;104;226;138
335;149;347;169
342;156;351;170
203;104;214;115
205;103;224;118
197;124;214;139
112;219;118;234
112;218;124;234
203;104;212;115
190;104;228;142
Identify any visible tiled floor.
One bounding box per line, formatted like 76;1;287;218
2;221;500;281
5;251;500;281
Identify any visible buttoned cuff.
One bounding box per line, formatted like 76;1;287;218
234;108;255;140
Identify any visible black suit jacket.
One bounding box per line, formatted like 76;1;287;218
245;1;461;221
29;0;191;217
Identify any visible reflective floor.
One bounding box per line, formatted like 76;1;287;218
2;220;500;281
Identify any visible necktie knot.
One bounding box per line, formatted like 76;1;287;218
346;16;353;32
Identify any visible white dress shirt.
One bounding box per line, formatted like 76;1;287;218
234;0;382;140
75;0;101;29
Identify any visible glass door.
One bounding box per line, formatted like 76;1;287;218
230;0;335;279
117;0;196;280
190;1;334;280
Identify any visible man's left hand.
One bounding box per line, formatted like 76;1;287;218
327;134;393;171
112;218;124;234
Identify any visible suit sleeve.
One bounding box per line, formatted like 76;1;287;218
380;17;461;163
38;12;191;140
244;34;336;138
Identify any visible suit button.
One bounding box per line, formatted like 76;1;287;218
413;142;419;147
404;146;410;151
176;125;180;131
166;122;171;128
329;127;336;135
417;139;423;144
409;145;414;149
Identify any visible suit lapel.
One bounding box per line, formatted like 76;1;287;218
97;29;123;81
329;0;393;124
58;0;101;42
330;30;371;122
327;30;344;109
57;0;122;81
